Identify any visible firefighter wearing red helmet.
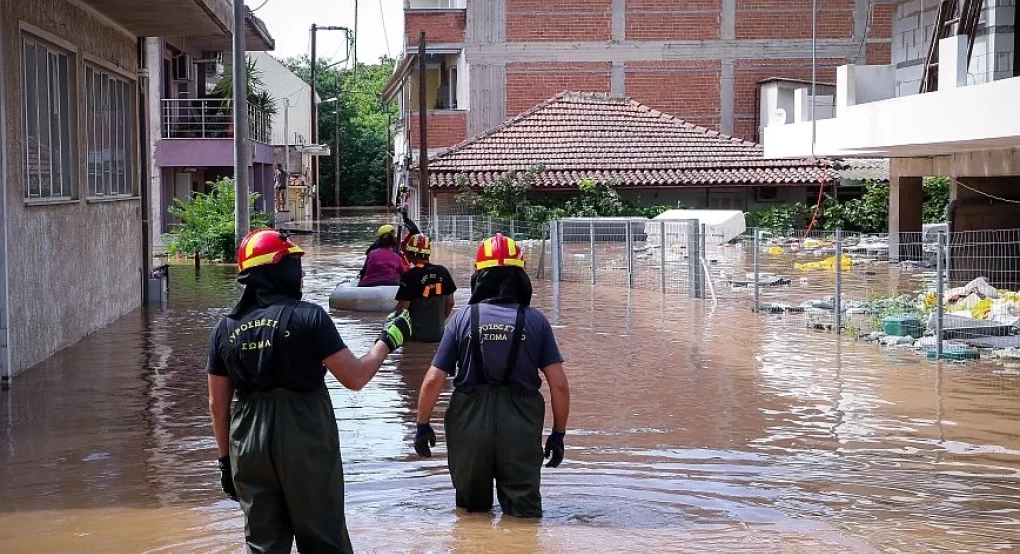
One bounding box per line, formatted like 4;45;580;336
414;233;571;518
393;234;458;343
207;228;412;553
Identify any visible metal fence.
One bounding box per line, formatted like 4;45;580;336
417;215;1020;362
161;99;271;143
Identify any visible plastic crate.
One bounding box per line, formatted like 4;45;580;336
882;315;923;338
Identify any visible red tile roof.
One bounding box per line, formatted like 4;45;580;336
425;91;835;189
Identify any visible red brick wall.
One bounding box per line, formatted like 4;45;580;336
868;3;894;38
506;62;612;115
735;0;855;39
625;61;722;129
866;42;891;65
406;11;466;45
409;111;468;149
506;0;611;11
507;14;612;42
731;58;847;141
626;12;721;41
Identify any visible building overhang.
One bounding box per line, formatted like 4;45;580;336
79;0;275;51
763;36;1020;160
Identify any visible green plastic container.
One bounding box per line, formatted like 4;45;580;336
926;347;980;361
882;315;923;338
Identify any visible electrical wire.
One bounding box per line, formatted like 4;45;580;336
802;164;830;239
251;0;271;12
948;176;1020;205
379;0;391;58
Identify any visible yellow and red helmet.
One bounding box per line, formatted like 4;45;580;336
237;228;304;273
475;233;525;271
406;234;432;256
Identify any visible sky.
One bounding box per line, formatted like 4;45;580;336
254;0;405;66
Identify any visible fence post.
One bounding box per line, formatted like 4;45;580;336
936;231;946;360
699;223;707;299
626;220;634;288
468;216;474;241
835;228;843;334
487;217;493;238
753;228;761;312
687;221;700;298
550;220;561;283
452;216;458;240
589;219;596;285
660;220;667;293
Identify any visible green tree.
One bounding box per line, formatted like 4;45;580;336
455;165;546;220
165;178;272;262
923;176;950;223
564;178;628;217
282;56;397;207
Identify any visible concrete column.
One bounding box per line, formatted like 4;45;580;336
889;175;924;261
146;38;165;252
612;0;626;43
721;0;736;40
612;62;625;94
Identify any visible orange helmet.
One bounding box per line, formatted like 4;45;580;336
406;234;432;256
237;228;304;272
475;233;525;271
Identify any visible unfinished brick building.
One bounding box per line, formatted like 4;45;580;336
384;0;893;203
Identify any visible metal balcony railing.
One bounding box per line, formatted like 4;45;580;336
161;98;271;143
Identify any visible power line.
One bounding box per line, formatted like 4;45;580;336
379;0;391;58
251;0;271;11
949;176;1020;205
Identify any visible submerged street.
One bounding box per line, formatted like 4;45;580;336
1;223;1019;553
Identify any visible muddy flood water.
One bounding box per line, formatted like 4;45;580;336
2;222;1019;553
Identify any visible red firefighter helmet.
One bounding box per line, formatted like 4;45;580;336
237;228;304;272
475;233;525;271
405;234;432;256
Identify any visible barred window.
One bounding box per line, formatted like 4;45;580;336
21;36;75;200
86;66;133;198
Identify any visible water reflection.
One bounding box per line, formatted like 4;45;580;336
0;220;1018;553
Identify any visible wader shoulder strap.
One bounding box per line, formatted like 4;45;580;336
470;304;527;386
470;304;487;385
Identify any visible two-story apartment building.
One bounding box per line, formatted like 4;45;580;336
763;0;1019;279
0;0;260;382
146;18;275;251
384;0;895;215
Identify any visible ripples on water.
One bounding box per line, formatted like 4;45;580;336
0;221;1018;553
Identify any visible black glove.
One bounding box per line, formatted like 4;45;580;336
218;455;238;501
378;310;412;352
544;431;565;468
414;423;437;457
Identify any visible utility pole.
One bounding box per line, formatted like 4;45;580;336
309;23;319;222
417;31;428;219
334;73;341;209
233;0;250;243
283;97;290;215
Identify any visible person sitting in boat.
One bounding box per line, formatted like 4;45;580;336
393;234;457;343
358;226;405;287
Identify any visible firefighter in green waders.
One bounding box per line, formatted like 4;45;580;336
207;228;412;553
414;233;571;517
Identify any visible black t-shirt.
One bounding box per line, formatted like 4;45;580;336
207;300;346;393
395;263;457;343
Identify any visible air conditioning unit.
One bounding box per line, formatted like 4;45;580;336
172;53;193;81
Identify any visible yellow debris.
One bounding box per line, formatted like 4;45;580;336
767;246;785;256
794;255;853;272
802;238;827;249
971;298;994;320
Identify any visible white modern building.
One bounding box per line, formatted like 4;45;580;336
763;0;1019;275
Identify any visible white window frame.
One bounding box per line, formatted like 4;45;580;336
84;62;135;199
20;32;76;203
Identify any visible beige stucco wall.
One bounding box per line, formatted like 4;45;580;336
2;0;142;374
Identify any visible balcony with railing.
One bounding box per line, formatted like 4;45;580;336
157;98;275;169
161;98;271;143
